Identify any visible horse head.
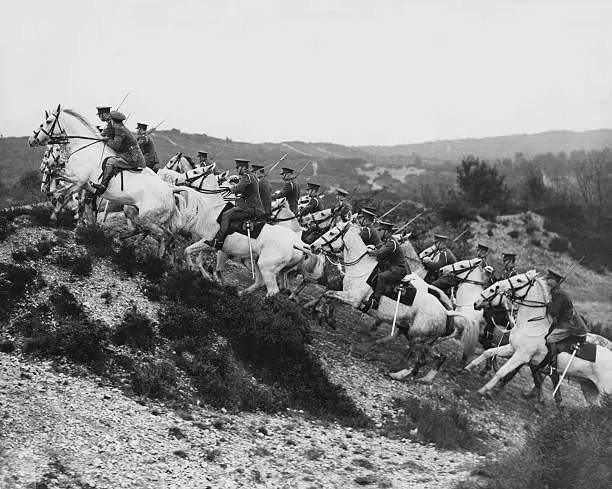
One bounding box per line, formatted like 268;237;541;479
216;170;230;185
301;208;333;230
165;152;182;171
29;104;64;146
474;269;539;310
310;220;350;254
439;258;482;279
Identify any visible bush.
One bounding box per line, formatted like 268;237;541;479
439;201;477;226
0;263;37;313
18;170;41;189
525;225;538;235
131;359;178;398
508;230;520;239
530;238;542;247
467;400;612;489
158;303;214;340
111;243;138;276
55;247;93;276
49;285;83;317
549;236;570;253
0;216;13;241
75;225;113;256
384;397;484;451
112;305;157;351
478;207;498;222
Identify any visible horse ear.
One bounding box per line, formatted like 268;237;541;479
177;152;182;160
45;110;49;118
56;104;61;114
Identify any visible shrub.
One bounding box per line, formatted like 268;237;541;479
0;263;37;313
467;399;612;489
384;397;484;451
0;216;13;241
139;254;166;281
18;170;41;189
478;207;498;222
158;303;214;340
131;359;178;398
49;285;83;317
439;201;477;226
550;236;570;253
75;225;113;256
508;230;520;239
54;247;93;276
525;225;538;235
111;243;138;276
112;305;157;351
530;238;542;247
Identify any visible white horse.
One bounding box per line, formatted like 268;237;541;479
467;271;612;404
164;168;304;296
310;222;479;382
164;152;196;173
29;106;181;256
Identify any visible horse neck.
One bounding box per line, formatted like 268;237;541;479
343;226;377;275
455;268;484;304
514;280;551;335
60;112;98;151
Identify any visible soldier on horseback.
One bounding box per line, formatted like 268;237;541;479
204;158;265;250
271;167;301;213
422;234;457;283
96;106;114;138
536;270;588;376
91;111;146;196
357;208;382;247
298;182;325;242
196;151;208;168
251;164;272;217
482;252;518;347
136;122;160;172
360;221;408;312
330;188;352;226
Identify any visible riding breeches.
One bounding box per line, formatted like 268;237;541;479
214;207;254;242
373;265;407;301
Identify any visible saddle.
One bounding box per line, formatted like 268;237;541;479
559;338;597;363
102;157;144;173
366;265;418;307
216;205;267;240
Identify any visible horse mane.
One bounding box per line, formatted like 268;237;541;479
62;108;99;136
533;275;551;303
184;155;195;167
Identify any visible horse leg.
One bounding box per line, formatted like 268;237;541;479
185;239;212;270
519;364;546;402
196;252;214;281
214;250;229;283
478;352;530;397
417;348;447;384
389;346;416;380
238;264;266;297
465;344;515;371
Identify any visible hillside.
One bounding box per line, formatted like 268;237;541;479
1;207;611;488
359;129;612;162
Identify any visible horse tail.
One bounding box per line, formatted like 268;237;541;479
446;311;480;357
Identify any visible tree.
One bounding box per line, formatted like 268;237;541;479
456;156;509;209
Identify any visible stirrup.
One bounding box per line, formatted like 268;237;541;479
538;365;555;377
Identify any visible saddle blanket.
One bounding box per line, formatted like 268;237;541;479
216;204;267;240
566;341;597;363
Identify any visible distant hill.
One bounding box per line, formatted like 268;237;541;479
358;130;612;162
2;128;611;189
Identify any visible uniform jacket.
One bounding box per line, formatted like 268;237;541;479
106;124;145;168
136;133;160;168
258;177;273;215
332;201;352;221
547;287;588;336
299;196;323;217
360;225;382;247
100;121;115;139
272;180;301;213
369;238;406;270
232;171;265;215
422;248;457;271
493;267;517;282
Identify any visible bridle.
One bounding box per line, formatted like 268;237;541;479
480;275;546;309
445;261;488;286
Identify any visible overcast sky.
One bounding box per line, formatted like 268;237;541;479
1;0;610;145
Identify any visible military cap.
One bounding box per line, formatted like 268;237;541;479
96;106;111;115
434;233;449;241
251;164;265;171
502;252;517;260
280;167;294;174
136;122;148;130
336;188;348;196
197;151;208;158
360;209;376;219
109;111;126;122
306;182;320;189
477;243;491;253
378;221;394;229
234;158;250;167
547;269;564;282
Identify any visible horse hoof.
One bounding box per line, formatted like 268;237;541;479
389;369;411;380
478;390;493;400
522;390;538;400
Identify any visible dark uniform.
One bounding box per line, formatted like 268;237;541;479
423;237;458;297
363;222;408;311
272;168;301;214
96;106;115;139
360;226;382;247
299;195;323;217
135;123;160;172
251;165;272;216
482;262;517;346
537;270;589;374
331;188;352;224
207;159;264;250
91;111;145;195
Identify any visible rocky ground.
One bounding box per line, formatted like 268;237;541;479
1;212;608;488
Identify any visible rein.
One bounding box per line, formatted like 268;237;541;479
446;263;488;286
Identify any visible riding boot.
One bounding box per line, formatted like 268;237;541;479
91;164;115;196
360;295;380;313
536;343;557;376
